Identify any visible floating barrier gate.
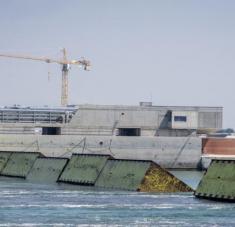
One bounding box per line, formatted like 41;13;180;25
195;159;235;201
0;151;192;193
59;154;110;185
27;157;68;183
1;152;41;178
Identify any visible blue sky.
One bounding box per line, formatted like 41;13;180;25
0;0;235;127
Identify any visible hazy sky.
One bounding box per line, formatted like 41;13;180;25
0;0;235;128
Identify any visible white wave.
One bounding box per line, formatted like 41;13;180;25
0;204;107;209
208;205;230;210
0;224;71;227
0;202;193;210
127;193;193;199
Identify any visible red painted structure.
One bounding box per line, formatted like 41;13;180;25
202;138;235;155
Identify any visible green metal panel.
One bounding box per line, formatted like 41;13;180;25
195;160;235;200
59;154;110;185
95;160;151;191
26;157;68;183
0;152;12;172
1;152;41;178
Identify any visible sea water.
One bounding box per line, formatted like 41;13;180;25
0;173;234;226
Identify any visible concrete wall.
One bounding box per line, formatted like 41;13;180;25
0;134;202;169
198;112;222;129
0;105;222;137
68;105;223;133
172;111;198;129
69;106;159;128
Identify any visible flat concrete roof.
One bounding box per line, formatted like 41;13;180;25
78;104;223;112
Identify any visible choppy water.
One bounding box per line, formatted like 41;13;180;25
0;174;234;226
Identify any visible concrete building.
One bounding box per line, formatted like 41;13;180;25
64;103;222;137
0;103;223;169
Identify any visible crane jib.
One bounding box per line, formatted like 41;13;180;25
0;49;90;107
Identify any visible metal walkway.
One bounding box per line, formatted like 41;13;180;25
0;106;77;124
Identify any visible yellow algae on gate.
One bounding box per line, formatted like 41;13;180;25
138;163;192;192
0;152;193;192
95;159;193;192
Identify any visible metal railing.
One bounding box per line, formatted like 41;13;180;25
0;107;77;124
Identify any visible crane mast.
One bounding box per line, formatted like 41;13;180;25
0;48;90;106
61;65;69;106
61;48;69;107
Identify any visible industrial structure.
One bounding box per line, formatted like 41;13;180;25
0;103;222;136
0;103;223;169
0;50;228;194
0;49;90;106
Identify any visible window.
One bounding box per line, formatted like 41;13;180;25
118;128;141;136
174;116;187;122
42;127;61;135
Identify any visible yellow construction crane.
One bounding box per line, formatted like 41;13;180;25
0;48;90;106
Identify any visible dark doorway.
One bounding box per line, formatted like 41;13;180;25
118;128;141;136
42;127;61;135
